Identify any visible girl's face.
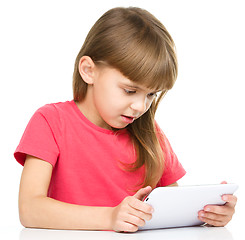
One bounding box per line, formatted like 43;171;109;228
83;66;160;130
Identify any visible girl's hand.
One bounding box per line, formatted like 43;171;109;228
110;186;153;232
198;181;237;226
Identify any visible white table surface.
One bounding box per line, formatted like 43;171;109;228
18;226;234;240
1;223;244;240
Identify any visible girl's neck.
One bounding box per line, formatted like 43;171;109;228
75;96;113;131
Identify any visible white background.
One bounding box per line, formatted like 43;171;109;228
0;0;244;238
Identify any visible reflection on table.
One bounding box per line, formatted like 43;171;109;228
19;225;233;240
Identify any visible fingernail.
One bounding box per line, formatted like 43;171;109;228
205;207;211;212
223;196;228;201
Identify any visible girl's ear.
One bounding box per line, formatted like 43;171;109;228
78;56;96;84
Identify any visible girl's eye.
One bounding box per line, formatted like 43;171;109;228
124;89;136;94
147;92;157;98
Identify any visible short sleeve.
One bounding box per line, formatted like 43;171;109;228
14;107;60;166
155;122;186;186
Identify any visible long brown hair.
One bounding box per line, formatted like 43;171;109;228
73;7;178;189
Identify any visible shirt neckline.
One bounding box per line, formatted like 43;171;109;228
70;100;127;135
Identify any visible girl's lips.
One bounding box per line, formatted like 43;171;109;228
121;115;135;124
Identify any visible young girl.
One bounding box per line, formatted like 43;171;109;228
14;7;237;232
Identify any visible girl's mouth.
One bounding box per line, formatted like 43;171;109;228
121;115;135;124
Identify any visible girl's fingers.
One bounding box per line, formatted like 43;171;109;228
128;205;152;221
220;181;228;184
112;195;153;232
203;205;232;216
116;221;138;233
198;197;236;227
203;195;237;215
127;197;153;214
222;194;237;208
198;215;225;227
134;186;152;201
124;213;146;227
199;210;230;222
114;209;147;232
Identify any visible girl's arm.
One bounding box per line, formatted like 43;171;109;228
19;155;153;232
19;155;111;230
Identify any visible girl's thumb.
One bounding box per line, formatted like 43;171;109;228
134;186;152;201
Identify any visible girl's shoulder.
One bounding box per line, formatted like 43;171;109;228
33;100;75;123
32;100;75;133
36;100;72;116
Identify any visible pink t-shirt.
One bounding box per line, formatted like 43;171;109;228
14;101;186;207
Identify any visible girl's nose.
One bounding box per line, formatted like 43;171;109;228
130;97;147;114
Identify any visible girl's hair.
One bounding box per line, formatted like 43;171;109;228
73;7;178;189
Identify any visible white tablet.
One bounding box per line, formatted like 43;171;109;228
140;183;238;230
